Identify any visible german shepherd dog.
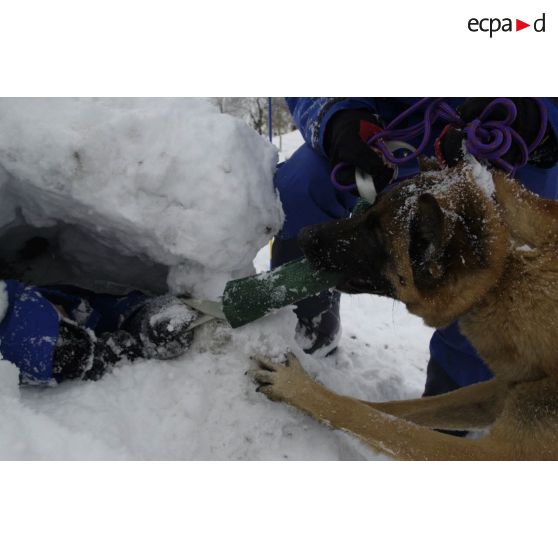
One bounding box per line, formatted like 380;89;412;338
250;161;558;460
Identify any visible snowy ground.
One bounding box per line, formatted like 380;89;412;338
0;115;433;460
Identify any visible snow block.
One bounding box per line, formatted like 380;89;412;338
0;99;283;299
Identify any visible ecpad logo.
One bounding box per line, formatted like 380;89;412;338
468;13;546;37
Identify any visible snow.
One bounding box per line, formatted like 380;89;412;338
0;112;433;460
272;130;304;162
467;154;495;197
515;244;535;252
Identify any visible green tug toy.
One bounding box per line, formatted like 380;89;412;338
222;257;341;328
183;258;341;330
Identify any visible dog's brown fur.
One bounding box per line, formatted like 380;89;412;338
251;162;558;460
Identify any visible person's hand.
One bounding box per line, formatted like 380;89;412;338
325;109;394;191
436;98;552;168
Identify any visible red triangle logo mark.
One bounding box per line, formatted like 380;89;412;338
516;19;530;31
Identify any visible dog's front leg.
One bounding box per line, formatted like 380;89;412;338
249;354;509;460
360;379;505;431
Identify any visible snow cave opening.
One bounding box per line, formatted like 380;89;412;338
0;209;170;296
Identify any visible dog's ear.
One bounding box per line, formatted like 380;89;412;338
410;193;454;280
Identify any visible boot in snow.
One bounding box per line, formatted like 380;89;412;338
272;236;341;356
294;290;341;357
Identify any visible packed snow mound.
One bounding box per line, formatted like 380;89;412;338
0;98;282;297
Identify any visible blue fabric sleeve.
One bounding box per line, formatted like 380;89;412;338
274;144;359;239
84;291;146;333
0;282;146;386
429;324;494;388
286;97;379;155
0;280;60;385
37;285;146;334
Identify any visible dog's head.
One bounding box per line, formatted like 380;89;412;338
299;162;510;328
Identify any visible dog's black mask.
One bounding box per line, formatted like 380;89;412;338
297;213;394;297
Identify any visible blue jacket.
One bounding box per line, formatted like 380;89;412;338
0;280;145;385
285;97;558;387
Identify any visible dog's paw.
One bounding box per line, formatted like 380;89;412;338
248;352;315;403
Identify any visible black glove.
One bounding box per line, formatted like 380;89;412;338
437;98;557;168
324;109;394;190
122;295;198;360
52;320;143;383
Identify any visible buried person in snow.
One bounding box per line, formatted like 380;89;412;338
0;264;199;386
269;97;558;411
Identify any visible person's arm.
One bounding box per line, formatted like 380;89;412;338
286;97;378;155
286;98;394;192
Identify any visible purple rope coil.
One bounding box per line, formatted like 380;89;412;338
331;97;548;191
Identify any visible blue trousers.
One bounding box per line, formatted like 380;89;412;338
274;144;494;390
0;280;145;385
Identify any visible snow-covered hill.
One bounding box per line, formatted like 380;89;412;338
0;104;432;460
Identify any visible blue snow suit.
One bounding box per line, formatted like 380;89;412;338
277;97;558;389
0;280;145;385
